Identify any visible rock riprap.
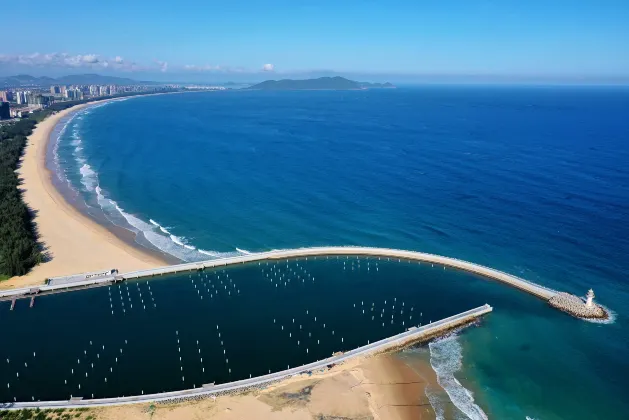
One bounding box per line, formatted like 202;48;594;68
548;292;608;320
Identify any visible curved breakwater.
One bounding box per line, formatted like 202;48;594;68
1;255;497;412
0;246;557;301
124;246;559;300
1;304;492;409
30;86;628;420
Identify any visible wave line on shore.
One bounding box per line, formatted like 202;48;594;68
54;100;249;264
429;334;488;420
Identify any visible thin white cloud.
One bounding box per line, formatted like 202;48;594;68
155;60;168;72
184;64;222;71
0;52;168;73
262;63;274;72
182;64;247;73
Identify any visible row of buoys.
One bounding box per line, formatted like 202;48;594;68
262;260;315;288
110;282;156;315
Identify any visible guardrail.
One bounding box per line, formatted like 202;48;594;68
0;247;557;301
121;246;557;300
1;304;492;409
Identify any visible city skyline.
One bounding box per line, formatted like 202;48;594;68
1;0;628;84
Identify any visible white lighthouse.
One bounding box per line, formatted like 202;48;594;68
585;289;595;308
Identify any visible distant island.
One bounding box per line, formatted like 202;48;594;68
247;76;395;91
0;73;159;88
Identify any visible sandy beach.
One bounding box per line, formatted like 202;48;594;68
81;354;436;420
1;100;166;291
1;98;441;419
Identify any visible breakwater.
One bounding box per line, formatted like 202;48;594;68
0;304;492;409
1;246;557;300
1;246;607;320
124;247;558;299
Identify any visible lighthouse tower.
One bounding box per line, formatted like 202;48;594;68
585;289;595;308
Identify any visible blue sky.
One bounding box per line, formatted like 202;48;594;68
1;0;628;82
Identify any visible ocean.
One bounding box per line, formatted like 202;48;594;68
47;86;629;418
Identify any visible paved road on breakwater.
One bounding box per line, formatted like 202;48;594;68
0;246;557;300
1;304;492;409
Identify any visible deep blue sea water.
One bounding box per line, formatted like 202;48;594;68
50;87;629;419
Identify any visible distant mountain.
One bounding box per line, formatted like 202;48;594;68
0;74;56;88
0;73;158;88
55;74;145;85
247;76;395;91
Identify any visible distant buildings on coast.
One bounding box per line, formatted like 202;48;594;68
0;83;176;120
0;80;229;121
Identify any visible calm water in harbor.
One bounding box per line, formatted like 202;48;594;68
2;257;493;402
44;87;629;419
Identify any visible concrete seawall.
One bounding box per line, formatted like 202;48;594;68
1;304;492;409
0;246;557;301
121;246;558;299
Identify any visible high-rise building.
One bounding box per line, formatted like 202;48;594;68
65;88;83;100
15;91;27;104
50;86;61;95
89;85;99;96
28;94;52;107
0;102;10;120
0;91;8;102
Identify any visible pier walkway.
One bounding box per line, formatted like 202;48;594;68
1;304;492;409
0;246;557;301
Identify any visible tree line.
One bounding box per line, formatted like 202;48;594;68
0;117;43;277
0;88;183;279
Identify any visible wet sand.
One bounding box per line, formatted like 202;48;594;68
1;98;442;420
81;354;437;420
1;101;166;291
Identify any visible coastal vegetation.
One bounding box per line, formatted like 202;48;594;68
0;89;180;280
0;117;43;276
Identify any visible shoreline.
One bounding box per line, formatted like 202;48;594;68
25;353;435;420
2;305;490;409
1;97;168;291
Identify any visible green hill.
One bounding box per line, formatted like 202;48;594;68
248;76;394;91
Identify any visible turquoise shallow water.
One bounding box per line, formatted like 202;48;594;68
45;87;629;418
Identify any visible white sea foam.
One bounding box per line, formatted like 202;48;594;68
236;248;251;254
117;207;155;233
429;335;488;420
425;385;446;420
79;163;98;191
199;249;221;257
583;304;617;324
53;97;244;264
170;235;185;247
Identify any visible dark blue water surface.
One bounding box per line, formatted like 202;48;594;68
48;87;629;419
0;257;490;402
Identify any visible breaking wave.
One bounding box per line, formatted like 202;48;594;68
53;100;249;263
79;163;98;192
583;303;617;325
429;334;488;420
170;235;185;247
